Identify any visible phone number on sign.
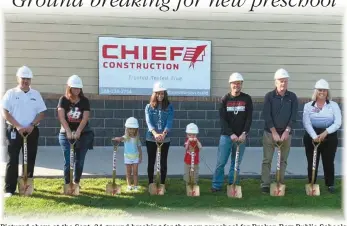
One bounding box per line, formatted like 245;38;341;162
100;88;133;95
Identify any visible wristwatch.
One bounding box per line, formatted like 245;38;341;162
30;122;37;127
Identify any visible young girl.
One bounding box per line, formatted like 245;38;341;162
113;117;142;191
183;123;202;185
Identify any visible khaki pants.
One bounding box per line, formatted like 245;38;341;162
261;131;291;187
184;163;199;185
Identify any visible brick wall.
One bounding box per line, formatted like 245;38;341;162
37;94;343;147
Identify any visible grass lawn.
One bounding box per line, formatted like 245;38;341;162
4;178;342;220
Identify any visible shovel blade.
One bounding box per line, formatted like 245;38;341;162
106;183;121;195
186;185;200;197
18;178;34;196
227;185;242;198
305;184;320;196
270;183;286;196
148;183;165;195
63;183;80;196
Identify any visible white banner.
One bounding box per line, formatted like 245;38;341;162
98;37;211;96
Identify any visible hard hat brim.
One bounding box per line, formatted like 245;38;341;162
153;88;167;92
17;75;33;78
69;85;83;88
229;80;243;83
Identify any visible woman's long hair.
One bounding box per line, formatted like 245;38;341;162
149;91;170;110
65;85;84;100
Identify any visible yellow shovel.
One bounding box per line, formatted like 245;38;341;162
186;140;200;197
149;142;165;195
305;141;321;196
227;141;242;198
63;132;79;196
270;141;285;196
106;139;121;195
18;132;34;196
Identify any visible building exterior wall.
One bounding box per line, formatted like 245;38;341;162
3;11;344;146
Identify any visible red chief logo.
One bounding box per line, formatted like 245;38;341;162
182;45;207;69
102;44;208;70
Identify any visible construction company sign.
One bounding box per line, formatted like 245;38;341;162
98;37;211;96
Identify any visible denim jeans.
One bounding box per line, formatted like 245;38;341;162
58;131;93;184
212;135;246;189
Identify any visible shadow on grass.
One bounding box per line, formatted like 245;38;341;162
4;178;342;220
25;178;342;211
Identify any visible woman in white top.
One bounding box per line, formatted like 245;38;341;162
302;79;342;193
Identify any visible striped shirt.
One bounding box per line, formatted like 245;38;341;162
302;100;342;139
122;136;141;160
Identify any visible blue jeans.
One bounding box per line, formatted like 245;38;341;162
58;131;93;184
212;135;246;189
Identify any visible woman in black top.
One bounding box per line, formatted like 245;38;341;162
57;75;94;187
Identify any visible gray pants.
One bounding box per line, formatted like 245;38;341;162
184;164;199;185
261;131;292;187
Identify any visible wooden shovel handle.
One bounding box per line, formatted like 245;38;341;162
68;131;77;145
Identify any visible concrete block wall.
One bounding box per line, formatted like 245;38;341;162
36;95;343;147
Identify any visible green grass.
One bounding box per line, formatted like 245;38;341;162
4;178;342;219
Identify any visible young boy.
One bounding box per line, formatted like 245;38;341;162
183;123;202;185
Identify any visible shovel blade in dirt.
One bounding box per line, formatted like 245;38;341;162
63;183;80;196
148;183;165;195
106;182;121;195
305;183;320;196
18;178;34;196
270;183;286;196
227;184;242;198
186;185;200;197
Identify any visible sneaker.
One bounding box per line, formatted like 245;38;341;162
211;187;221;192
126;185;132;191
261;187;270;194
328;186;335;194
4;193;13;198
133;186;138;191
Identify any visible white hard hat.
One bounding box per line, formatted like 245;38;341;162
186;123;199;134
67;75;83;88
125;117;139;128
16;66;33;78
153;82;167;92
229;72;244;83
315;79;330;90
274;68;290;80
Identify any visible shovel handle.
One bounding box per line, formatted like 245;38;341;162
231;142;241;186
21;132;30;139
111;139;120;147
311;141;320;185
69;133;75;185
275;142;282;183
275;141;283;149
112;146;117;170
112;170;116;186
23;135;28;179
188;140;197;170
68;131;77;145
110;139;120;186
155;142;163;186
156;142;164;148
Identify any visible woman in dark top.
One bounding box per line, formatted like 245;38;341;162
57;75;94;187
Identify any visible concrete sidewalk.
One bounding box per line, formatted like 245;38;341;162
0;146;343;178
